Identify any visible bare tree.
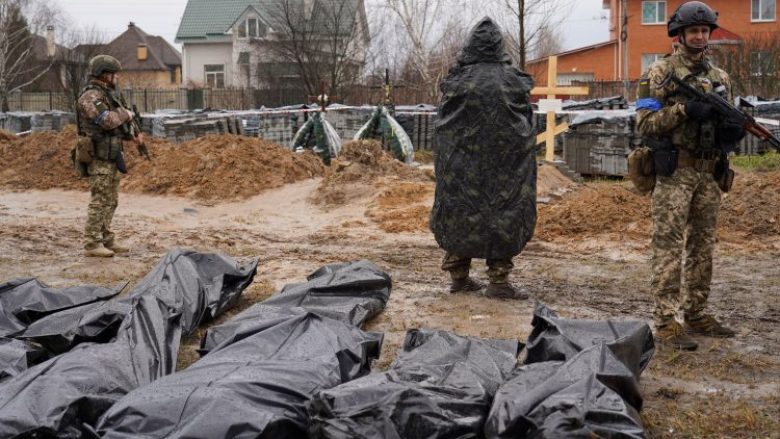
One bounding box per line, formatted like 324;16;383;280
263;0;369;97
489;0;571;69
57;26;107;112
711;34;780;99
531;23;563;60
382;0;469;99
0;0;61;111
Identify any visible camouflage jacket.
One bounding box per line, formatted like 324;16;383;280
77;79;133;174
636;47;733;153
77;79;132;138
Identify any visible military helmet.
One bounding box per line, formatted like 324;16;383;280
667;1;718;37
89;54;122;77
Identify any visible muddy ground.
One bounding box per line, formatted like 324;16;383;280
0;134;778;438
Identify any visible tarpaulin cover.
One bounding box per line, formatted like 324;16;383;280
0;277;123;336
291;111;342;165
431;17;537;260
0;337;48;382
354;105;415;163
0;249;257;438
94;312;383;438
201;260;391;355
568;110;636;129
525;303;655;378
485;344;646;439
309;329;521;439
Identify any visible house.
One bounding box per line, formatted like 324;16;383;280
24;26;69;92
528;0;778;85
98;23;182;88
175;0;370;88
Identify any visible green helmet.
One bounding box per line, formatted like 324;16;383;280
89;54;122;77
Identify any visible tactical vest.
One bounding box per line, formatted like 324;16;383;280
663;54;726;154
77;82;124;162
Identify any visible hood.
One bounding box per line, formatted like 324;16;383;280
457;17;511;66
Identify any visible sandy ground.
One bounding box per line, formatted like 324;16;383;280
1;174;778;438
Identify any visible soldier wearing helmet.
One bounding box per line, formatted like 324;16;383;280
636;1;745;350
76;54;144;257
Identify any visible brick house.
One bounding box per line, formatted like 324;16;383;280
97;22;182;88
528;0;778;86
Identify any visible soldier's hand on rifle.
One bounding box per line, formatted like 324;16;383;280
684;99;714;122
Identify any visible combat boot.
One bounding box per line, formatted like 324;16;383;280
84;244;115;258
654;321;698;351
485;283;529;300
684;315;736;338
450;277;484;293
105;241;130;254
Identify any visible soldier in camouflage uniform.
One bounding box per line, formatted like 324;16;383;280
636;2;744;350
77;55;144;257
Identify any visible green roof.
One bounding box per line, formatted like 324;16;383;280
176;0;363;42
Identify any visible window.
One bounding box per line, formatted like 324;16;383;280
642;1;667;24
752;0;776;21
750;51;776;76
641;53;665;72
238;17;265;38
204;64;225;88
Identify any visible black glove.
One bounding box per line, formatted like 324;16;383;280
684;99;714;121
718;120;746;148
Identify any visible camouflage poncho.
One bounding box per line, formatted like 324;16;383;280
430;17;537;259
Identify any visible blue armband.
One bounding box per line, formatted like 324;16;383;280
636;98;662;112
94;110;109;125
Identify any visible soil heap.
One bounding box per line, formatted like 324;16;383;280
0;127;325;201
123;134;325;201
536;170;780;246
0;125;89;191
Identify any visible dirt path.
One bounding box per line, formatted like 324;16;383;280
0;178;778;438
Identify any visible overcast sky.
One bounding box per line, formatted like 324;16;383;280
52;0;610;52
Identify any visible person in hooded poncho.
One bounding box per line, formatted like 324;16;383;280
430;17;537;299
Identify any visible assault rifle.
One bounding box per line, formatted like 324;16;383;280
108;90;152;161
668;74;780;151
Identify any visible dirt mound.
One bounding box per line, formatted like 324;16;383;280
720;170;780;239
313;140;434;206
536;183;651;241
0;127;325;201
536;170;780;243
0;125;89;191
123;134;325;201
537;163;577;198
0;130;17;143
367;182;433;233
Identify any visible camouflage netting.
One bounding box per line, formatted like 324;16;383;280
290;112;342;165
353;105;415;163
0;127;325;201
430;17;537;259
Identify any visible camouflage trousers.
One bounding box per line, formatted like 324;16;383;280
651;167;721;326
84;161;120;249
441;252;513;284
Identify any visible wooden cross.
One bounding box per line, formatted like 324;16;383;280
369;69;405;114
308;80;339;112
530;56;589;162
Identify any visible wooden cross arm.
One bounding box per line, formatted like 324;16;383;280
531;86;589;96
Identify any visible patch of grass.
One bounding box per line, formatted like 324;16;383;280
643;394;779;438
731;151;780;171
